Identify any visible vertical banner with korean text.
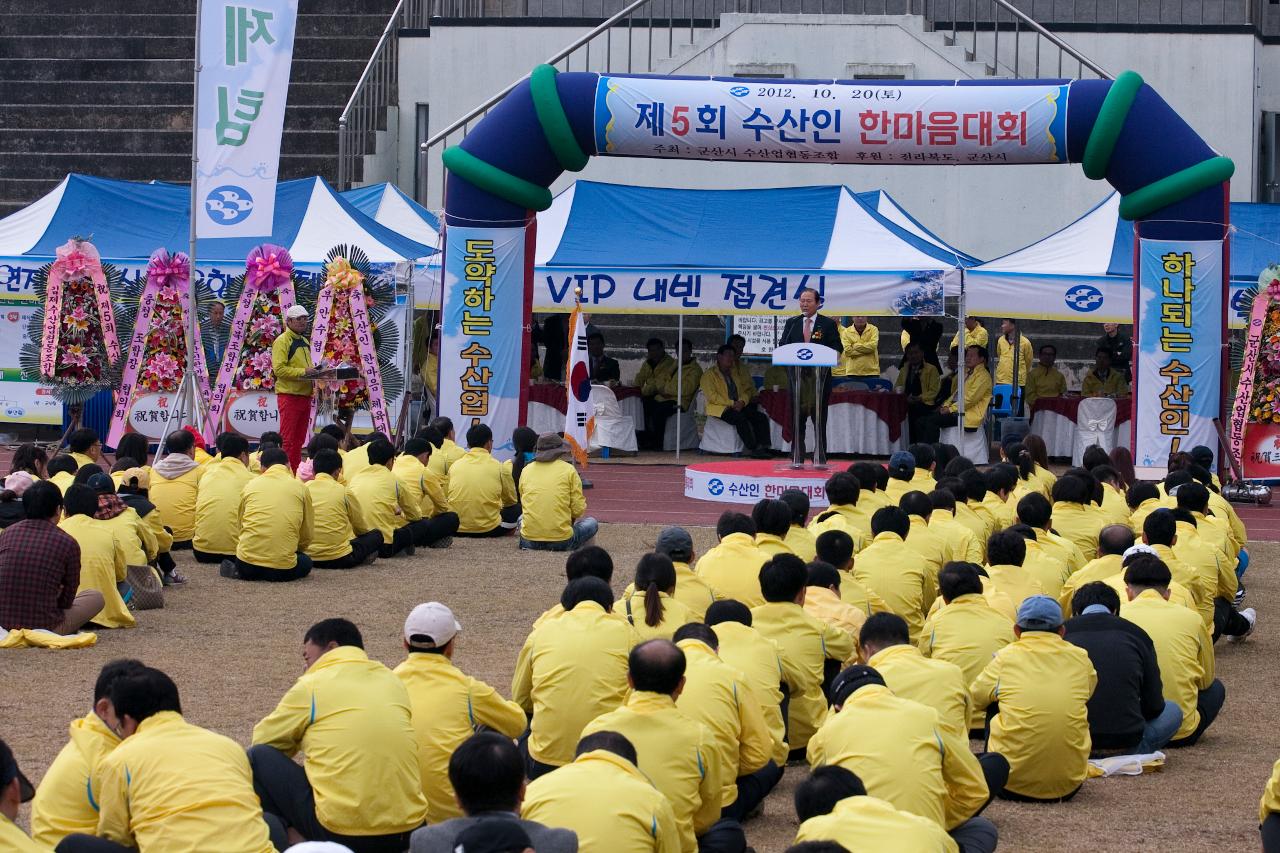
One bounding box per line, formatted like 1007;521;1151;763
195;0;298;239
1134;239;1224;479
438;227;526;461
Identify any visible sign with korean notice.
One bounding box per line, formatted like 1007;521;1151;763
594;76;1070;165
1133;239;1224;479
195;0;298;238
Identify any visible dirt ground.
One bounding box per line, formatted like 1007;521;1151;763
5;526;1278;852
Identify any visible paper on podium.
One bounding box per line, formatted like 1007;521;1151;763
302;364;360;380
771;342;838;368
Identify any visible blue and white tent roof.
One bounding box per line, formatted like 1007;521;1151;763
0;173;435;262
854;189;982;267
341;182;441;250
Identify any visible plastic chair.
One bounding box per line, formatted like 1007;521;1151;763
990;384;1019;418
589;385;638;454
663;408;700;450
1072;397;1118;466
861;377;895;393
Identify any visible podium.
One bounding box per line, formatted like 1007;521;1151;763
771;342;839;469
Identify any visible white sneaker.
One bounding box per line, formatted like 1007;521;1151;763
1229;607;1257;643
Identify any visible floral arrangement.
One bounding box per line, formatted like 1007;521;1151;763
314;255;377;409
1248;266;1280;424
20;238;128;405
232;290;286;392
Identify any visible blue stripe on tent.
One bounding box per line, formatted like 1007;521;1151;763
855;189;982;266
842;188;974;267
548;182;842;268
1106;200;1280;281
343;183;441;230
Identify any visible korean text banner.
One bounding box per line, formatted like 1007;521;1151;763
195;0;298;238
595;77;1070;166
437;227;526;461
1134;239;1224;477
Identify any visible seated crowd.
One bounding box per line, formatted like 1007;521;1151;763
4;433;1274;853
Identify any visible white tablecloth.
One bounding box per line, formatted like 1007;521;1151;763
1031;411;1134;458
766;402;906;456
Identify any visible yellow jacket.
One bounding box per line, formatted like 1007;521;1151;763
794;795;959;852
941;366;992;429
752;601;855;749
1261;758;1280;823
1021;540;1071;599
1120;589;1214;741
582;691;723;852
1038;529;1086;573
252;646;428;835
918;593;1016;729
1174;522;1234;626
623;561;718;620
447;448;517;534
613;589;698;642
390;454;431;522
1081;368;1129;397
984;564;1045;612
95;508;149;567
894;362;941;405
699;364;756;419
426;437;468;478
305;473;371;562
0;815;48;852
518;459;586;542
675;639;774;807
636;354;677;395
754;531;794;558
30;713;120;847
236;465;313;569
808;504;870;549
393;652;527;824
149;464;203;541
522;749;683;853
804;585;868;637
838;570;892;616
193;457;252;555
837;322;879;376
786;524;818;561
905;514;953;575
58;514;132;628
981;492;1018;531
657;360;703;410
970;631;1096;799
512;601;635;766
270;327;314;397
341;443;373;482
711;620;795;764
1025;365;1066;407
97;711;274;853
951;324;989;350
1057;554;1123;613
930;510;983;564
695;533;769;607
1051;501;1105;561
867;644;971;740
853;532;937;642
953;501;992;551
349;464;416;544
1099;482;1132;526
49;470;75;494
994;333;1033;386
807;684;988;829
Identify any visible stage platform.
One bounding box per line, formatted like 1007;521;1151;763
684;460;831;506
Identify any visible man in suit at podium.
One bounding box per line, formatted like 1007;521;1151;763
779;288;842;459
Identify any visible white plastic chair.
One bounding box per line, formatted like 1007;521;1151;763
588;384;638;453
699;398;745;455
663;407;699;450
1072;397;1118;466
941;424;990;464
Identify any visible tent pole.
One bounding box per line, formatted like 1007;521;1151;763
675;314;684;462
956;271;966;435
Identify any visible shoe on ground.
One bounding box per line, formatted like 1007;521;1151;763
427;536;454;549
1235;584;1247;606
362;551;378;565
166;568;188;585
403;542;416;557
218;560;239;580
1229;607;1257;643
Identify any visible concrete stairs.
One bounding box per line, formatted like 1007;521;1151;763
0;0;397;218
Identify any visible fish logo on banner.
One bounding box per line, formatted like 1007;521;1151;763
1065;284;1105;312
564;302;594;465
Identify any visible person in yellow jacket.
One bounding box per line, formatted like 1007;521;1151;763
1260;758;1280;850
448;424;519;536
221;447;313;582
522;733;683;853
675;624;780;818
1056;525;1131;612
349;440;425;558
706;600;798;766
420;417;466;479
794;766;964;852
900;491;954;574
0;739;48;853
701;344;772;458
191;433;252;563
1119;555;1223;746
807;472;872;547
513;577;636;773
581;639;730;853
993;319;1033;389
813;528;891;618
81;666;278;853
1050;474;1107;560
983;530;1047;613
390;438;461;549
1081;347;1130;397
928;490;983;563
270;303;316;471
936;345;992;431
29;660;145;847
971;595;1096;801
1015;491;1086;571
861;613;971;740
1007;526;1071;601
305;450;384;568
617;527;719;619
836;316;880;379
695;512;770;607
518;434;597;550
58;485;133;629
650;342;703;446
148;429;204;546
752;555;855;755
804;561;870;637
897;342;942;443
82;471;154;568
339;430;384;483
393;603;527;824
1026;344;1067;408
635;337;677;449
777;489;818;560
808;665;994;838
65;427;103;471
614;553;699;642
919;563;1016;731
853;508;937;642
251;619;428;845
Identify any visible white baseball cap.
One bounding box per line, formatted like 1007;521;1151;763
404;602;461;648
1123;543;1157;560
285;304;309;319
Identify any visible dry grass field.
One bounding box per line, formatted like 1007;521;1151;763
5;525;1278;852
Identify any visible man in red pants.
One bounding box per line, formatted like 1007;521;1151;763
272;304;315;471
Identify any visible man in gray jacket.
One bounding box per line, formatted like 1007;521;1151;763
410;732;578;853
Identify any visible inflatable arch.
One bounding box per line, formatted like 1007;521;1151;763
436;67;1232;471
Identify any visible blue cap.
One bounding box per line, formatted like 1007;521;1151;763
1016;595;1064;631
888;451;916;477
